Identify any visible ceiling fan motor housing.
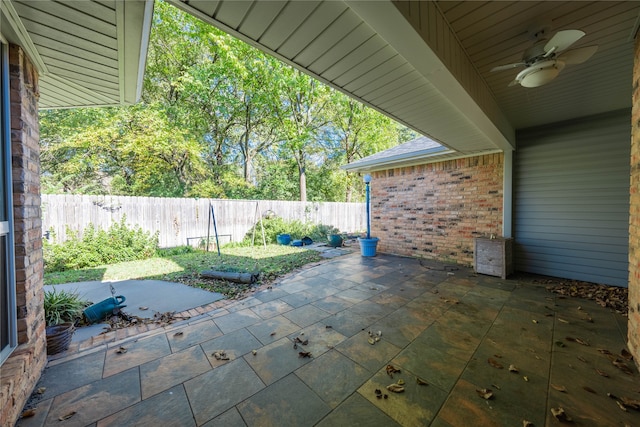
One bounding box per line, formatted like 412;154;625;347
516;60;563;87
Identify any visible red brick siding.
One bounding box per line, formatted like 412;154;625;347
371;153;504;265
629;36;640;366
0;45;46;427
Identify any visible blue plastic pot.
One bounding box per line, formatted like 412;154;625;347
276;234;291;245
358;237;379;257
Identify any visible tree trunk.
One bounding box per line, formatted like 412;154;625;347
299;166;307;202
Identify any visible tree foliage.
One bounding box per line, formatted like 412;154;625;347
39;0;418;202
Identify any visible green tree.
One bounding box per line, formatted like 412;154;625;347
274;68;332;202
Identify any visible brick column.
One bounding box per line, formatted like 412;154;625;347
629;35;640;365
0;45;46;427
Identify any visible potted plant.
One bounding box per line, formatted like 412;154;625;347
44;288;87;355
358;174;379;256
327;233;344;248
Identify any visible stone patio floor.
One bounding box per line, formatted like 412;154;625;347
17;253;638;426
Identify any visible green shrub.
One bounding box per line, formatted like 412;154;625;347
44;288;89;326
156;246;196;257
241;216;339;245
43;216;159;272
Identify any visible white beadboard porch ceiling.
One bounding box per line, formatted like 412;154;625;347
0;0;153;109
167;0;639;154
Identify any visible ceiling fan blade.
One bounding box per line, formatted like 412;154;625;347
557;45;598;64
508;79;520;87
491;62;526;72
544;29;585;53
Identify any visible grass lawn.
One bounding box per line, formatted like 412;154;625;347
45;245;323;298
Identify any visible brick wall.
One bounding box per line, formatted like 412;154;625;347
371;153;504;266
0;45;46;427
629;36;640;366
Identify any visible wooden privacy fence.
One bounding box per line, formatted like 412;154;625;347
41;195;366;248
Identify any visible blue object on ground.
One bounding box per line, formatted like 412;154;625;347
292;240;303;246
83;296;126;323
359;237;379;257
276;234;291;245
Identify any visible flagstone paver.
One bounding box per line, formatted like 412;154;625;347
17;253;638;427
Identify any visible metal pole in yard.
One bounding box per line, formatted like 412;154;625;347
206;202;212;252
210;203;221;256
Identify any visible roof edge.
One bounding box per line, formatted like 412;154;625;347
342;149;503;173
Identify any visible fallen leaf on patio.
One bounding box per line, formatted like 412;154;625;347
550;407;571;422
575;338;590;346
596;369;609;377
386;383;405;393
555;341;566;348
532;319;539;324
612;359;634;375
508;364;519;373
621;349;633;361
488;358;504;369
368;337;375;345
294;336;308;345
325;325;332;329
583;386;596;394
566;336;576;342
173;331;183;337
493;354;503;358
491;384;501;390
251;350;257;356
374;388;382;395
36;387;46;394
522;420;534;427
213;351;229;361
558;318;569;324
298;351;312;358
577;356;588;363
386;364;401;378
116;346;127;354
416;377;428;385
476;388;494;400
585;316;594;323
545;313;554;317
384;394;388;399
620;396;640;409
397;379;405;385
139;306;148;310
59;411;77;421
523;376;529;382
617;401;628;412
270;332;276;336
598;348;612;355
21;409;36;418
551;384;567;393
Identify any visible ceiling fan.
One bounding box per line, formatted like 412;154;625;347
491;28;598;88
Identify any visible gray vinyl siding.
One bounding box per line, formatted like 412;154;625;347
513;110;630;287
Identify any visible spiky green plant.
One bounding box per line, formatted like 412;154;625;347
43;288;88;326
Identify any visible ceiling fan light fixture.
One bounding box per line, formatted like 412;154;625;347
516;60;560;87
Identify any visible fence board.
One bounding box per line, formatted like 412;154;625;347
41;195;366;248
